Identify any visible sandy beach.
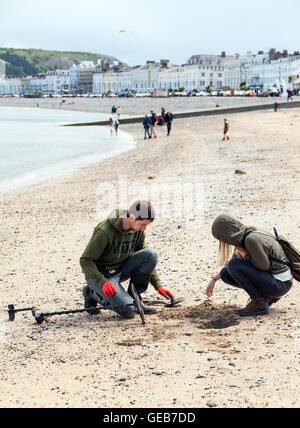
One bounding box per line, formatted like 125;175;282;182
0;98;299;408
0;94;285;116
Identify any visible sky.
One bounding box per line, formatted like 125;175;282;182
1;0;300;65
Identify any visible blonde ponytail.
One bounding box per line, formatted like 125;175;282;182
218;241;233;267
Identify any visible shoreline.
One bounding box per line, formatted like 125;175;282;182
0;106;135;196
0;127;136;196
0;102;299;408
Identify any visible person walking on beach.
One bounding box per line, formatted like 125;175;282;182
109;117;114;136
161;107;166;121
111;105;117;115
206;214;294;317
117;106;121;119
222;118;230;141
150;110;157;138
143;114;152;139
287;89;293;102
109;117;119;135
80;200;175;318
164;112;173;136
113;116;119;135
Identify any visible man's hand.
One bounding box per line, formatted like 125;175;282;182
102;281;117;297
156;286;175;300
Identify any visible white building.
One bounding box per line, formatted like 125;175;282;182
131;61;164;92
115;69;132;93
69;64;79;92
185;54;226;90
0;59;5;78
30;75;47;93
45;70;70;94
93;62;104;94
223;52;254;89
0;77;22;95
250;54;300;91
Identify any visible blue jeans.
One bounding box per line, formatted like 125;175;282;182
144;128;151;138
220;258;292;300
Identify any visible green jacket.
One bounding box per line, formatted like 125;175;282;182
80;209;161;288
212;214;289;274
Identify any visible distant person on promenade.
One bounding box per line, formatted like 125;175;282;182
206;214;294;317
111;105;117;115
150;110;157;138
143;114;152;139
161;107;166;121
287;89;293;102
222;118;230;141
117;106;121;119
164;112;173;136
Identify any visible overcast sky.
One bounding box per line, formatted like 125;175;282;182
1;0;300;65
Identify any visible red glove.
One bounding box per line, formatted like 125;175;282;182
156;286;174;300
102;281;117;297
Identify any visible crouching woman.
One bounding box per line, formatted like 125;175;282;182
206;214;293;317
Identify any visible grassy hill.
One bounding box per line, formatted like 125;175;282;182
0;47;119;76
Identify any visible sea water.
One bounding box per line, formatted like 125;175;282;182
0;106;135;194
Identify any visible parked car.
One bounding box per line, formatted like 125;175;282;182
232;90;241;96
267;89;279;97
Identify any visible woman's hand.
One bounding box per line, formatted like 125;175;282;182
206;278;216;298
206;273;220;298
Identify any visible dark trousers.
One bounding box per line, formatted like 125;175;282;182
167;123;172;135
144;128;151;138
220;258;292;300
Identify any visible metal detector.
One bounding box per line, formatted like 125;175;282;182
5;283;145;325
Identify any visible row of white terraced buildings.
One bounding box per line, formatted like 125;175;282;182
1;51;300;95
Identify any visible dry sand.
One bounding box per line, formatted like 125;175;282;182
0;99;300;408
0;94;284;116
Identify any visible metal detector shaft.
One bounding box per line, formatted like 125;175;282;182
32;302;136;324
32;307;104;324
42;308;103;317
7;304;35;321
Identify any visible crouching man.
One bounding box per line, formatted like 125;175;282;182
80;200;174;318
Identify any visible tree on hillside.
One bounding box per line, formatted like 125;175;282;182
0;50;37;75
